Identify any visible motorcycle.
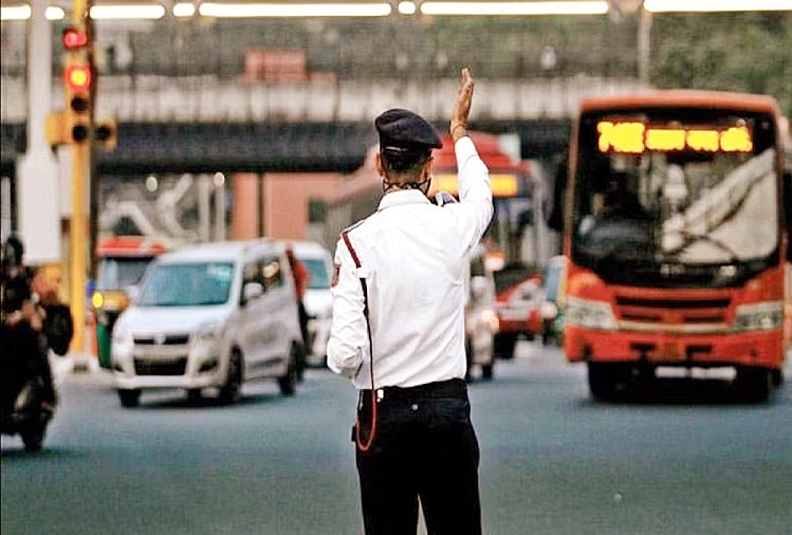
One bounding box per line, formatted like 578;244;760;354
1;377;54;452
1;303;72;452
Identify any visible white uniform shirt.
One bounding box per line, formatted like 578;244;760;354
327;136;493;389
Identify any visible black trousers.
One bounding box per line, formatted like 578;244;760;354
355;379;482;535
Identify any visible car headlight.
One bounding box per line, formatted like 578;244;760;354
733;301;784;332
194;320;224;343
566;297;617;331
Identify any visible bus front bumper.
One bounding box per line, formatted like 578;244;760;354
565;327;785;369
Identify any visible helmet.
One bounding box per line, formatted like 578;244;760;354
2;234;24;267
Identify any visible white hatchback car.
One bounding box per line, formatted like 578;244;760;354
290;240;334;367
111;239;303;407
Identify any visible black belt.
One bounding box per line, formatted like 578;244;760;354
362;378;468;404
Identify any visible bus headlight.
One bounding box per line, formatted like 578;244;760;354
566;297;617;331
733;301;784;332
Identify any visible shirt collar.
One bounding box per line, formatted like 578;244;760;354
377;189;432;211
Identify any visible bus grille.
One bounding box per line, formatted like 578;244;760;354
615;296;730;324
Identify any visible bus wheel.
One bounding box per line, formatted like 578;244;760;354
587;363;629;401
734;367;773;403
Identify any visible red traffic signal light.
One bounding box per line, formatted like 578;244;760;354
64;59;93;144
63;27;89;50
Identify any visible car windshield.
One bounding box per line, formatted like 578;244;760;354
96;257;154;291
302;258;330;290
572;110;780;286
137;262;235;307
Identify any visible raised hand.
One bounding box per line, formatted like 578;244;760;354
450;68;475;142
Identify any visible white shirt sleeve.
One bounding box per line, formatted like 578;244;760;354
445;136;494;256
326;237;369;380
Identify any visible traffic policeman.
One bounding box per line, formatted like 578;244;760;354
327;68;492;534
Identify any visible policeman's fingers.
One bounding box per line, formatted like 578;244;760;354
450;68;474;140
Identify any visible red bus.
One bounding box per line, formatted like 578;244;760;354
320;131;545;373
429;132;545;360
556;90;791;402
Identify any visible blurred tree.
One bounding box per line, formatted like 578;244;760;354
651;13;792;116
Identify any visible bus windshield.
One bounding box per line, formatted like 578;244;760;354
572;110;780;287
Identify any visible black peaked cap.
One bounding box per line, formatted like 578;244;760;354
375;109;442;150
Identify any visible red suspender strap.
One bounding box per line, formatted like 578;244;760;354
341;230;377;452
342;231;362;269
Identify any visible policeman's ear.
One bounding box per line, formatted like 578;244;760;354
375;152;385;178
423;156;434;179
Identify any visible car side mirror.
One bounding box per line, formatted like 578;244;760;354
242;281;264;305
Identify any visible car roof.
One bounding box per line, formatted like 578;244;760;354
157;239;282;264
287;240;331;259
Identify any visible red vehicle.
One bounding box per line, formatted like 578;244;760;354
490;266;543;359
429;133;544;361
555;90;791;402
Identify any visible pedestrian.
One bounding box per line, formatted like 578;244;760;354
327;68;492;535
285;244;310;378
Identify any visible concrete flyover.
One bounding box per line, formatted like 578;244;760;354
1;75;650;175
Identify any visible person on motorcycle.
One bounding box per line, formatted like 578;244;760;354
1;235;58;413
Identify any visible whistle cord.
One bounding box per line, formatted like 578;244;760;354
342;231;377;453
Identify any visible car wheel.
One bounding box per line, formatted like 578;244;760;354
494;334;517;360
481;363;494;380
118;389;141;408
278;344;299;397
218;350;243;405
186;389;203;404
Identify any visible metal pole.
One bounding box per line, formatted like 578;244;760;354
88;13;99;282
637;6;653;85
70;143;88;355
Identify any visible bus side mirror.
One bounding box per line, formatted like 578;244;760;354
547;158;567;232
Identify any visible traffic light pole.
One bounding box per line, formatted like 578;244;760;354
70;139;89;356
68;0;91;358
